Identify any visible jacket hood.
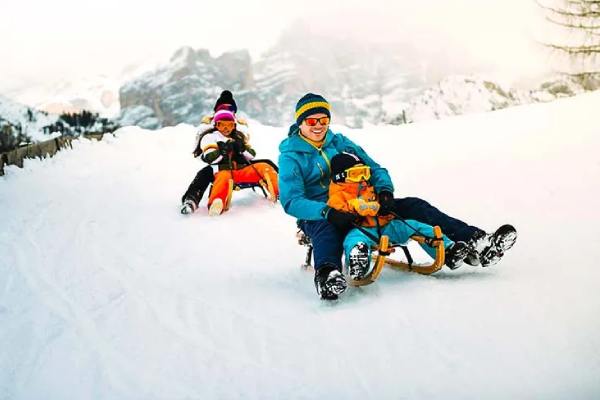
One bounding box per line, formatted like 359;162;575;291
287;123;299;137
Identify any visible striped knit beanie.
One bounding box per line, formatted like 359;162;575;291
295;93;331;125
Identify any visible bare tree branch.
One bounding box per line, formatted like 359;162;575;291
545;14;600;28
565;0;600;5
545;43;600;54
537;0;600;18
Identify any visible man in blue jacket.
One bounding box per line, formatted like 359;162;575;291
278;93;516;300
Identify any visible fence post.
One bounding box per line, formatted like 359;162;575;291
0;153;6;176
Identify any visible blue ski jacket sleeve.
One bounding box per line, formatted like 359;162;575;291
278;126;394;221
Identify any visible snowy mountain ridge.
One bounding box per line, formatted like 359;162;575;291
118;43;598;130
118;36;427;129
400;74;599;123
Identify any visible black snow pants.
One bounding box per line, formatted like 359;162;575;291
392;197;484;243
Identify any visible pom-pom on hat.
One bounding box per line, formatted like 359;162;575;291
214;90;237;113
331;152;364;183
295;93;331;125
213;109;235;124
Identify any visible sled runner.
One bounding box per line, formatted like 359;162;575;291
218;177;277;211
296;225;446;287
228;174;277;203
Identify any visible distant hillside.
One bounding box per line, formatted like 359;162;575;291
0;95;119;152
397;74;600;123
0;95;59;151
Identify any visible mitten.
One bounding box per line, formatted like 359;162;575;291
217;141;231;156
231;140;245;155
348;198;380;217
377;190;395;216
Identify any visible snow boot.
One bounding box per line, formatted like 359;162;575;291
478;224;517;267
314;264;347;300
180;198;198;215
208;198;224;216
445;241;469;270
467;225;517;267
347;242;370;280
464;230;489;266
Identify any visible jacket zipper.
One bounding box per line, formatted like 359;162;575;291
317;148;331;189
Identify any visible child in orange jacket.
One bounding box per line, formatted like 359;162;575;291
326;152;468;280
194;107;278;216
181;91;259;215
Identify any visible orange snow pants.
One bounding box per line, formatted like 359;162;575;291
207;162;279;210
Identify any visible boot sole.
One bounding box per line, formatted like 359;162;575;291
208;199;224;216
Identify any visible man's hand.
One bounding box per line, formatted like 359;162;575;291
326;208;357;231
377;190;396;216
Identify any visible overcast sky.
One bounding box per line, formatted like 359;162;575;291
0;0;550;92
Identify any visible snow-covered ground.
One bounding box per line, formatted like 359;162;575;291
1;92;599;399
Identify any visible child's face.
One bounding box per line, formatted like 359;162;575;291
216;120;235;136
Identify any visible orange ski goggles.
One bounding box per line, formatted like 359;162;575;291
304;117;330;127
215;120;235;130
344;165;371;182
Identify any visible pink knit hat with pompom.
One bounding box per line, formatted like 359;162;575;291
213;109;235;124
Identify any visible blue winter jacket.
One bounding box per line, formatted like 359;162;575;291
278;124;394;221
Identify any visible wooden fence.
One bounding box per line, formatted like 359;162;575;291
0;133;107;176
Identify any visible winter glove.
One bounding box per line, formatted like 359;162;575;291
217;141;232;156
377;190;395;216
231;140;245;155
326;208;357;231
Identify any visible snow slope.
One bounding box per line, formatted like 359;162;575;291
1;92;600;399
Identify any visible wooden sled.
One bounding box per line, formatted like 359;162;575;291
220;176;277;213
297;225;446;287
349;226;445;286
